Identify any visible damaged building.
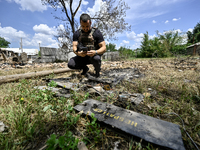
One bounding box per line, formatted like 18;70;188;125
0;48;38;64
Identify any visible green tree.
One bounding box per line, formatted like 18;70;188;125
118;46;134;58
140;30;185;58
0;37;10;48
106;43;117;52
140;32;154;57
157;30;184;56
187;21;200;44
149;37;163;57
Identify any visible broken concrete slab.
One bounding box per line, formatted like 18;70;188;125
74;99;185;150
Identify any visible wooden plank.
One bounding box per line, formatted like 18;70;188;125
0;68;77;84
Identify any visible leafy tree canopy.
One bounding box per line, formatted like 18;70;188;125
106;43;117;52
140;30;186;58
187;21;200;44
0;37;10;48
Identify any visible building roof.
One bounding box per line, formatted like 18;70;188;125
0;48;38;55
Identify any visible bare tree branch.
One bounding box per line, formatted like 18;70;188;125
74;0;82;17
41;0;131;49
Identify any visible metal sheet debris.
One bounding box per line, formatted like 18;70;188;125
50;78;80;92
74;99;185;150
34;86;71;98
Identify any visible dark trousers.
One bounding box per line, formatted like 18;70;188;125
68;55;101;72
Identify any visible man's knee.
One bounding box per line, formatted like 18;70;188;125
92;55;101;62
68;59;75;69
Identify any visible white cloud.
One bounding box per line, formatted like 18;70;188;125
0;24;28;43
152;20;157;23
174;29;182;33
163;29;182;34
125;0;186;21
126;31;144;42
188;28;193;32
86;0;107;17
33;24;57;35
6;0;47;12
122;40;129;44
165;20;169;24
131;43;141;50
28;33;58;48
125;31;144;49
172;17;181;21
0;24;59;48
149;34;156;39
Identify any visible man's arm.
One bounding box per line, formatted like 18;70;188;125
73;41;78;55
97;41;106;55
73;41;87;57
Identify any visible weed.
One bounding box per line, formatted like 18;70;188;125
48;80;58;88
83;113;102;145
64;105;80;130
46;131;79;150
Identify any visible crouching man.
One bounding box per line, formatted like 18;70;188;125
68;13;106;78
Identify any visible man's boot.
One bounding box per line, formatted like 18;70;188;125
81;66;89;76
95;71;100;78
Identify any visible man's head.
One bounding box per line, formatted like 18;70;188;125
80;13;91;33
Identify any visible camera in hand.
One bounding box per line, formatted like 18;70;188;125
76;43;89;52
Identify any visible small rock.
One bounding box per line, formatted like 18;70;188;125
130;93;144;105
134;75;140;78
184;79;192;83
113;141;120;150
143;92;151;98
77;141;88;150
0;121;8;132
178;70;183;72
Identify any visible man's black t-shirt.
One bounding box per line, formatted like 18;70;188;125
73;28;104;50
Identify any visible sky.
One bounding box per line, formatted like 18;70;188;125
0;0;200;52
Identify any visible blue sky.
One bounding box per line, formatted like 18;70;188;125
0;0;200;51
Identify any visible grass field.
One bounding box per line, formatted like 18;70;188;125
0;57;200;150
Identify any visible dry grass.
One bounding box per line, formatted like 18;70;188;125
0;58;200;150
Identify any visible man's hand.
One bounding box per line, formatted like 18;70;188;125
77;51;87;57
87;50;96;57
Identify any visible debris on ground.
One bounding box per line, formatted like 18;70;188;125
74;99;185;150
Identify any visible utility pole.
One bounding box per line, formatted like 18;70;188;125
38;42;40;57
20;38;23;53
